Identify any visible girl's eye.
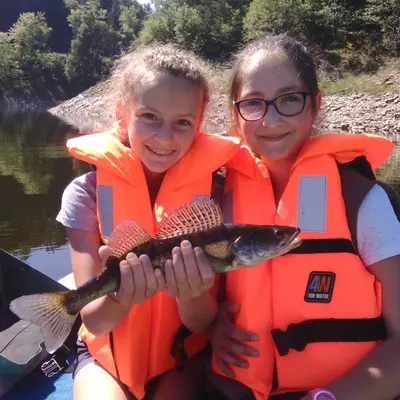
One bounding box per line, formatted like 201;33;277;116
245;99;263;108
281;94;302;103
176;119;191;127
142;113;157;120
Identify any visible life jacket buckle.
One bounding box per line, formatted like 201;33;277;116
41;344;71;378
271;324;307;356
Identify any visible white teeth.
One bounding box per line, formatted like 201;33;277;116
147;146;175;156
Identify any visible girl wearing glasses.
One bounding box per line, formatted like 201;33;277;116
207;34;400;400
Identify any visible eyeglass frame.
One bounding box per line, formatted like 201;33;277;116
234;92;311;121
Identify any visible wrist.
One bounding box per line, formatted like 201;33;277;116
177;289;212;304
309;388;337;400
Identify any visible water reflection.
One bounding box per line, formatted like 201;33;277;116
0;109;89;279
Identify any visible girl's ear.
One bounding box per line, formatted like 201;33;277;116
312;91;322;123
116;102;128;131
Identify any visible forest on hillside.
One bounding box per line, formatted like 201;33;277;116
0;0;399;102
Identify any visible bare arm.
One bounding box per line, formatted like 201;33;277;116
303;255;400;400
67;228;165;337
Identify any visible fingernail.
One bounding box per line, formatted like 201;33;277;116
194;247;202;255
182;240;191;248
250;350;259;357
251;334;258;341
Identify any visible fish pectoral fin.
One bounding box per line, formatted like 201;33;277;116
156;199;223;240
105;220;152;262
9;292;78;354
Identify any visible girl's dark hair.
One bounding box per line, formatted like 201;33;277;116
109;42;210;109
230;34;320;114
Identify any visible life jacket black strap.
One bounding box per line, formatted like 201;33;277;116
211;166;226;209
288;238;356;254
271;316;387;356
170;324;192;372
170;167;227;372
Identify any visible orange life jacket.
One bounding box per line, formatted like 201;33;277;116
214;133;394;400
67;129;241;399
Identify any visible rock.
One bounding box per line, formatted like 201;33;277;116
49;85;400;138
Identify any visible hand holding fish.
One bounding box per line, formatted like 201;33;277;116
116;253;166;306
99;246;165;306
209;302;259;378
165;240;214;301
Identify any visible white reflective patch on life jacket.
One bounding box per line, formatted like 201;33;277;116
97;185;114;238
297;176;327;232
192;194;211;202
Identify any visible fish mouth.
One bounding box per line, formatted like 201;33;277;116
281;228;302;250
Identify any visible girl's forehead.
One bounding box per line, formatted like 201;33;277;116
134;72;200;97
239;52;304;97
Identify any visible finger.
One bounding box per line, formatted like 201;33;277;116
194;247;214;288
180;241;202;292
216;357;235;378
98;245;109;259
118;259;134;307
225;302;240;315
154;268;166;292
229;326;259;342
165;259;179;298
127;253;146;304
139;255;157;298
224;337;259;357
172;247;191;298
219;349;249;369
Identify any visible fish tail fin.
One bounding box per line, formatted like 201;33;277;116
9;292;78;354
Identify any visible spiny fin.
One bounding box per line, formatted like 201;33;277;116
156;199;222;240
103;220;152;268
9;292;78;354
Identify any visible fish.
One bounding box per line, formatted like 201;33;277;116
9;199;301;354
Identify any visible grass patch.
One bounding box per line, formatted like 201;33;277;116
319;58;399;96
319;73;388;95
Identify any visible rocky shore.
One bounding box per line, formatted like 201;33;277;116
50;83;400;138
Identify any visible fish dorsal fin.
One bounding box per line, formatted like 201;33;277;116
156;199;223;240
102;221;152;269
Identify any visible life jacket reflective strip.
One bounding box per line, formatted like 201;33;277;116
212;133;394;400
66;129;241;399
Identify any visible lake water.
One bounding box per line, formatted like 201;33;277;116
0;109;90;281
1;108;400;281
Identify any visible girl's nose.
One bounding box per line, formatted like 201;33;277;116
155;124;174;141
262;105;284;128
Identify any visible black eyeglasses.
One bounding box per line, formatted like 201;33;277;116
235;92;310;121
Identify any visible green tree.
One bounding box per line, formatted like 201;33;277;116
137;0;244;59
244;0;309;42
4;12;68;98
65;0;120;90
0;33;23;93
119;3;140;46
363;0;400;55
9;12;53;54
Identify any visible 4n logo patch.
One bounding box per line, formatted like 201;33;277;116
304;272;335;303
